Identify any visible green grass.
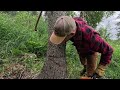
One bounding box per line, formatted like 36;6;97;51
66;41;83;79
0;12;47;78
104;40;120;79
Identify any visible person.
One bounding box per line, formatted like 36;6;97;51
49;16;114;79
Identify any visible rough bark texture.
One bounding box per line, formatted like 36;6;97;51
36;11;67;79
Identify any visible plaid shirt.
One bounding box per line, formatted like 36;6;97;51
70;17;114;65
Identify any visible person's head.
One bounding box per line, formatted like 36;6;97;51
50;16;76;45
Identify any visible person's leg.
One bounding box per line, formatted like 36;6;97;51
79;56;87;76
86;52;98;77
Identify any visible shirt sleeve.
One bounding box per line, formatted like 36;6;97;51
83;25;114;66
96;38;114;65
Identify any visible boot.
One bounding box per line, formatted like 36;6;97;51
80;68;93;79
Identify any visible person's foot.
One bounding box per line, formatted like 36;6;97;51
80;72;92;79
80;76;92;79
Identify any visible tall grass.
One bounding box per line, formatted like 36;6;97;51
0;12;47;78
0;12;48;59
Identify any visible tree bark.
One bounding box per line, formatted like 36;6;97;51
36;11;67;79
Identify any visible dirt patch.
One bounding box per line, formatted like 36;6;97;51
0;63;36;79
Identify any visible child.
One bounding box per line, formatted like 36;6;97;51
49;16;114;79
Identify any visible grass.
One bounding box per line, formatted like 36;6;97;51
0;12;47;79
66;41;82;79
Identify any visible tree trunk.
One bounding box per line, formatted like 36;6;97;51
36;11;67;79
80;11;86;18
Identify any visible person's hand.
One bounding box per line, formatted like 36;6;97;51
92;64;107;79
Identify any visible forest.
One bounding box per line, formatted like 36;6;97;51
0;11;120;79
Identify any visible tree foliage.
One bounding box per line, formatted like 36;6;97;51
116;14;120;39
98;27;111;41
66;11;76;17
79;11;114;28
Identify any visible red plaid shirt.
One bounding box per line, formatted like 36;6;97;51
70;17;114;65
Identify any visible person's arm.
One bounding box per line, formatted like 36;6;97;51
82;24;113;66
90;35;114;78
83;25;114;77
94;39;114;77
